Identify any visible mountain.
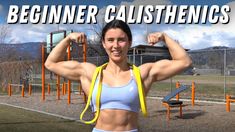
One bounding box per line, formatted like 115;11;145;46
0;42;42;62
188;46;235;74
0;42;107;64
191;46;229;51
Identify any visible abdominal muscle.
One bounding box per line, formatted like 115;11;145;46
95;109;138;131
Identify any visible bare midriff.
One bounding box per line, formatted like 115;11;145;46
95;109;138;131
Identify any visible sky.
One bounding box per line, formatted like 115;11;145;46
0;0;234;50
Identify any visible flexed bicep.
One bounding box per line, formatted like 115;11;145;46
139;59;191;94
46;59;96;81
44;32;92;80
45;60;83;81
145;32;192;81
149;60;188;81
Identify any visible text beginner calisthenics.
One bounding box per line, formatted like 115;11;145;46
7;5;231;24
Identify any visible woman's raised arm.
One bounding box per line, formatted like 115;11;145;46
140;32;192;93
44;32;96;81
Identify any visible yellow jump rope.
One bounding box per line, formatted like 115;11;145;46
80;63;148;124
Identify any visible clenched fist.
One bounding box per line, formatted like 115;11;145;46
147;32;165;45
68;32;87;44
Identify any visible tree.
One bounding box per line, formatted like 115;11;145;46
0;24;11;44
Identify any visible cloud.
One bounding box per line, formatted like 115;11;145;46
211;1;235;34
9;24;50;43
129;21;235;50
8;23;92;43
128;1;235;50
9;24;54;43
96;0;172;23
162;24;235;50
173;1;235;50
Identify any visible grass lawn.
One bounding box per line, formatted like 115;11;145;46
150;75;235;101
172;75;235;84
0;104;93;132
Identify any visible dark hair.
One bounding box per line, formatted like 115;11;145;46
101;19;132;42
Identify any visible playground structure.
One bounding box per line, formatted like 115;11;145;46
41;30;87;104
175;81;196;107
7;83;37;97
7;84;26;97
5;30;88;103
162;81;196;120
226;95;235;112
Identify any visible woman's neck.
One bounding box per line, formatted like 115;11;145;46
105;60;129;74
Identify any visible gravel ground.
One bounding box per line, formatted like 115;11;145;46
1;92;235;132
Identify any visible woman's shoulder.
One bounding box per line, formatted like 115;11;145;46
79;62;97;78
139;63;154;72
81;62;96;68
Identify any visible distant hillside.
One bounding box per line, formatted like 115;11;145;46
189;46;235;72
191;46;229;51
0;42;107;64
0;42;42;62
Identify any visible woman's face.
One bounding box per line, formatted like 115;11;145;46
102;28;131;63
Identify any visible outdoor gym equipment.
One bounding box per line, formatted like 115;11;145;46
162;85;189;121
8;83;26;97
226;95;235;112
175;81;196;106
41;30;87;104
162;81;196;120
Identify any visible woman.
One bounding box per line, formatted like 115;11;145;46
45;20;192;132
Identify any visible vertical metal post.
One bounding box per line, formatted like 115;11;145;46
83;40;87;62
57;75;60;100
28;84;32;96
41;44;45;101
67;43;71;105
82;38;87;103
192;81;195;107
47;83;50;95
224;49;227;100
226;94;230;112
176;81;180;100
21;84;24;97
